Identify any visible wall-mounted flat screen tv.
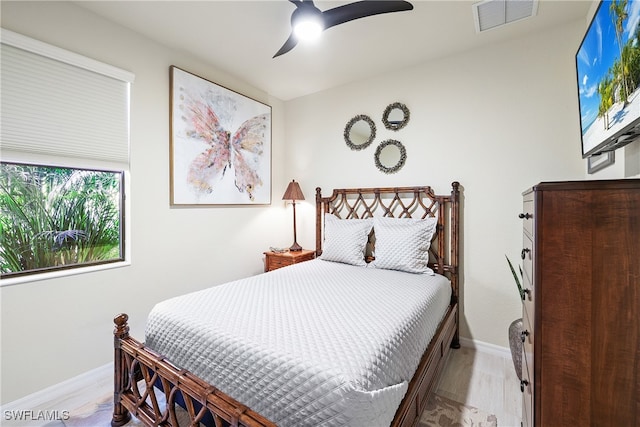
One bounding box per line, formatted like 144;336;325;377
576;0;640;158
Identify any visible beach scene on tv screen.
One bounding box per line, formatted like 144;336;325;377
577;0;640;155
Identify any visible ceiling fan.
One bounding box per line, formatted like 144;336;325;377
274;0;414;58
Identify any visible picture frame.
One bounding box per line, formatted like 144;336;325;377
169;66;272;205
587;151;615;174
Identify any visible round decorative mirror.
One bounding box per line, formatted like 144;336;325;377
374;139;407;174
344;114;376;150
382;102;410;131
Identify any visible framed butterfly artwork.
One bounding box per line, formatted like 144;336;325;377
169;66;272;205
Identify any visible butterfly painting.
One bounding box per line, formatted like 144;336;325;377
170;66;271;205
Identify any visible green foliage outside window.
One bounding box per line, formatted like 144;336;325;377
0;162;124;278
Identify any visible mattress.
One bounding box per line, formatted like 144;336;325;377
145;259;452;427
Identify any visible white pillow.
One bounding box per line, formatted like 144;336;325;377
370;216;438;274
320;214;373;266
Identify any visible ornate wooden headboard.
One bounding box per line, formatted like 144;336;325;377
315;182;460;302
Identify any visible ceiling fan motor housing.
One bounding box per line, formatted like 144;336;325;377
292;3;324;41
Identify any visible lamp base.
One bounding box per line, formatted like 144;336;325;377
289;242;303;252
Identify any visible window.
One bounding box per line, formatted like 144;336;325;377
0;29;134;283
1;162;124;278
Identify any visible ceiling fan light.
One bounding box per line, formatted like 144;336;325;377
293;17;323;42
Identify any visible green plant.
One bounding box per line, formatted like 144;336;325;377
505;255;524;300
0;163;122;275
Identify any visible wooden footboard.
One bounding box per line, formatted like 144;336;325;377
111;313;276;427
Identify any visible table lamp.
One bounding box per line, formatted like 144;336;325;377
282;180;305;251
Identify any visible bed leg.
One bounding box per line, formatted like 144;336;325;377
112;314;132;427
451;331;461;349
451;303;461;349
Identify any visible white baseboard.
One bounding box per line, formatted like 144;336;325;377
459;336;512;359
1;362;112;424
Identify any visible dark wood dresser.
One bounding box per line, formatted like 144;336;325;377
520;179;639;427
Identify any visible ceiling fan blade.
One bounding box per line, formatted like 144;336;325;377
274;0;411;57
273;33;298;58
322;0;413;30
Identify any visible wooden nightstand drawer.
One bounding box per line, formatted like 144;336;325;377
264;249;315;272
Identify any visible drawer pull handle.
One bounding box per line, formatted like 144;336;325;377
522;289;531;301
521;248;530;259
520;379;529;392
519;213;532;219
521;330;530;343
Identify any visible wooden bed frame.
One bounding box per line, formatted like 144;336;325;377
112;182;460;427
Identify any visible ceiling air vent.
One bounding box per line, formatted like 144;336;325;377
473;0;538;33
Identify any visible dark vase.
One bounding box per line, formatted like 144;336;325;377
509;318;523;381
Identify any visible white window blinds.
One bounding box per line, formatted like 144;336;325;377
0;29;135;166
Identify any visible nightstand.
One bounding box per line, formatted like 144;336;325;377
264;249;315;272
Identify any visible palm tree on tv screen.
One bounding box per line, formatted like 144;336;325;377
611;0;630;101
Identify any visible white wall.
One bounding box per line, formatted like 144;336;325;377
0;1;291;404
585;143;640;178
285;21;587;351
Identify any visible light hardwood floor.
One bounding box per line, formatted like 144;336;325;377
7;345;522;427
436;345;522;427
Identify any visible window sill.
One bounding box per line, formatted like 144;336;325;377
0;261;131;287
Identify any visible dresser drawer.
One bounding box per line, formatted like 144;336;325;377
522;311;534;377
522;233;533;287
521;312;534;427
522;287;534;336
521;196;534;238
522;277;534;320
522;351;533;427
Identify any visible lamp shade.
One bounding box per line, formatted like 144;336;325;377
282;180;305;201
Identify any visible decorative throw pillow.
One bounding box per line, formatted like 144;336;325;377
370;216;438;274
319;214;373;266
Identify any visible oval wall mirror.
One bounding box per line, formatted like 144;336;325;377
382;102;410;131
374;139;407;174
344;114;376;150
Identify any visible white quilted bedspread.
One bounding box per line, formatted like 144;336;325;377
145;259;451;427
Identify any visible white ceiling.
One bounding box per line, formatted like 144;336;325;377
76;0;592;101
